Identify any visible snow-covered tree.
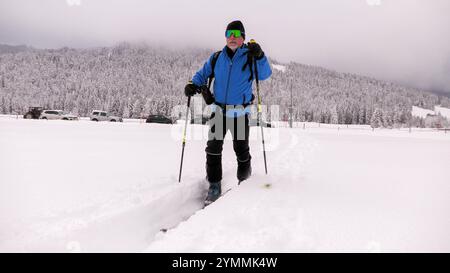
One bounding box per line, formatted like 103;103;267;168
370;108;383;128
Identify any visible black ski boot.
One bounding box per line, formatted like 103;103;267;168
205;181;222;206
237;158;252;183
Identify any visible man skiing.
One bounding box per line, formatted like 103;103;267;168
184;20;272;205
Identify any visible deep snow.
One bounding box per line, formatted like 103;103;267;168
0;116;449;252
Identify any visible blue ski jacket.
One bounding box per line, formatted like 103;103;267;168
192;45;272;107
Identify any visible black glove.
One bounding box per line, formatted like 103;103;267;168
184;82;200;97
247;42;264;59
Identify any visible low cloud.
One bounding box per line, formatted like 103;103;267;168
1;0;449;93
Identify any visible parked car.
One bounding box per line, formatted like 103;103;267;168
146;115;173;124
249;118;272;128
23;106;43;119
40;110;78;120
190;115;210;125
90;110;123;122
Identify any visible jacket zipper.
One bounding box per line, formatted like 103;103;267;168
224;49;238;104
224;61;232;104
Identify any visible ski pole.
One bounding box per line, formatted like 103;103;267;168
249;39;268;175
178;95;191;182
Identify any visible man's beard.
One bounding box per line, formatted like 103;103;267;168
227;43;239;51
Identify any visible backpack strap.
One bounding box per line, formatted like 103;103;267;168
207;50;222;89
241;45;254;82
242;56;254;82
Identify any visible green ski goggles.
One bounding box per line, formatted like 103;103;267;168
225;29;242;38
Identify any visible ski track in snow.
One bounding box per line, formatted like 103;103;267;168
1;175;208;252
146;129;320;252
1;119;319;252
0;119;212;252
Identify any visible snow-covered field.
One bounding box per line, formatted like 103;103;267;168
0;116;449;252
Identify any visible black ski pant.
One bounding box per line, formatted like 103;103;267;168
205;108;251;183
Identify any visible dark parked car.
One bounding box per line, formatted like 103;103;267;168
249;118;272;128
146;115;173;124
23;107;43;119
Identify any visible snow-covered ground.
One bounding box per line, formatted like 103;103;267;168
1;117;449;252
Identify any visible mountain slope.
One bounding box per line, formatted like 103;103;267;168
1;42;449;126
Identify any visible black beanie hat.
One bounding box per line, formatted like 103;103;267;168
226;20;245;39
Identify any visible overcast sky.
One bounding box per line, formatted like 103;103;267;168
1;0;449;93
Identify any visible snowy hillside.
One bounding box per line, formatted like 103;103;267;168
0;44;30;54
435;106;450;119
412;106;435;118
1;43;450;127
1;117;449;252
